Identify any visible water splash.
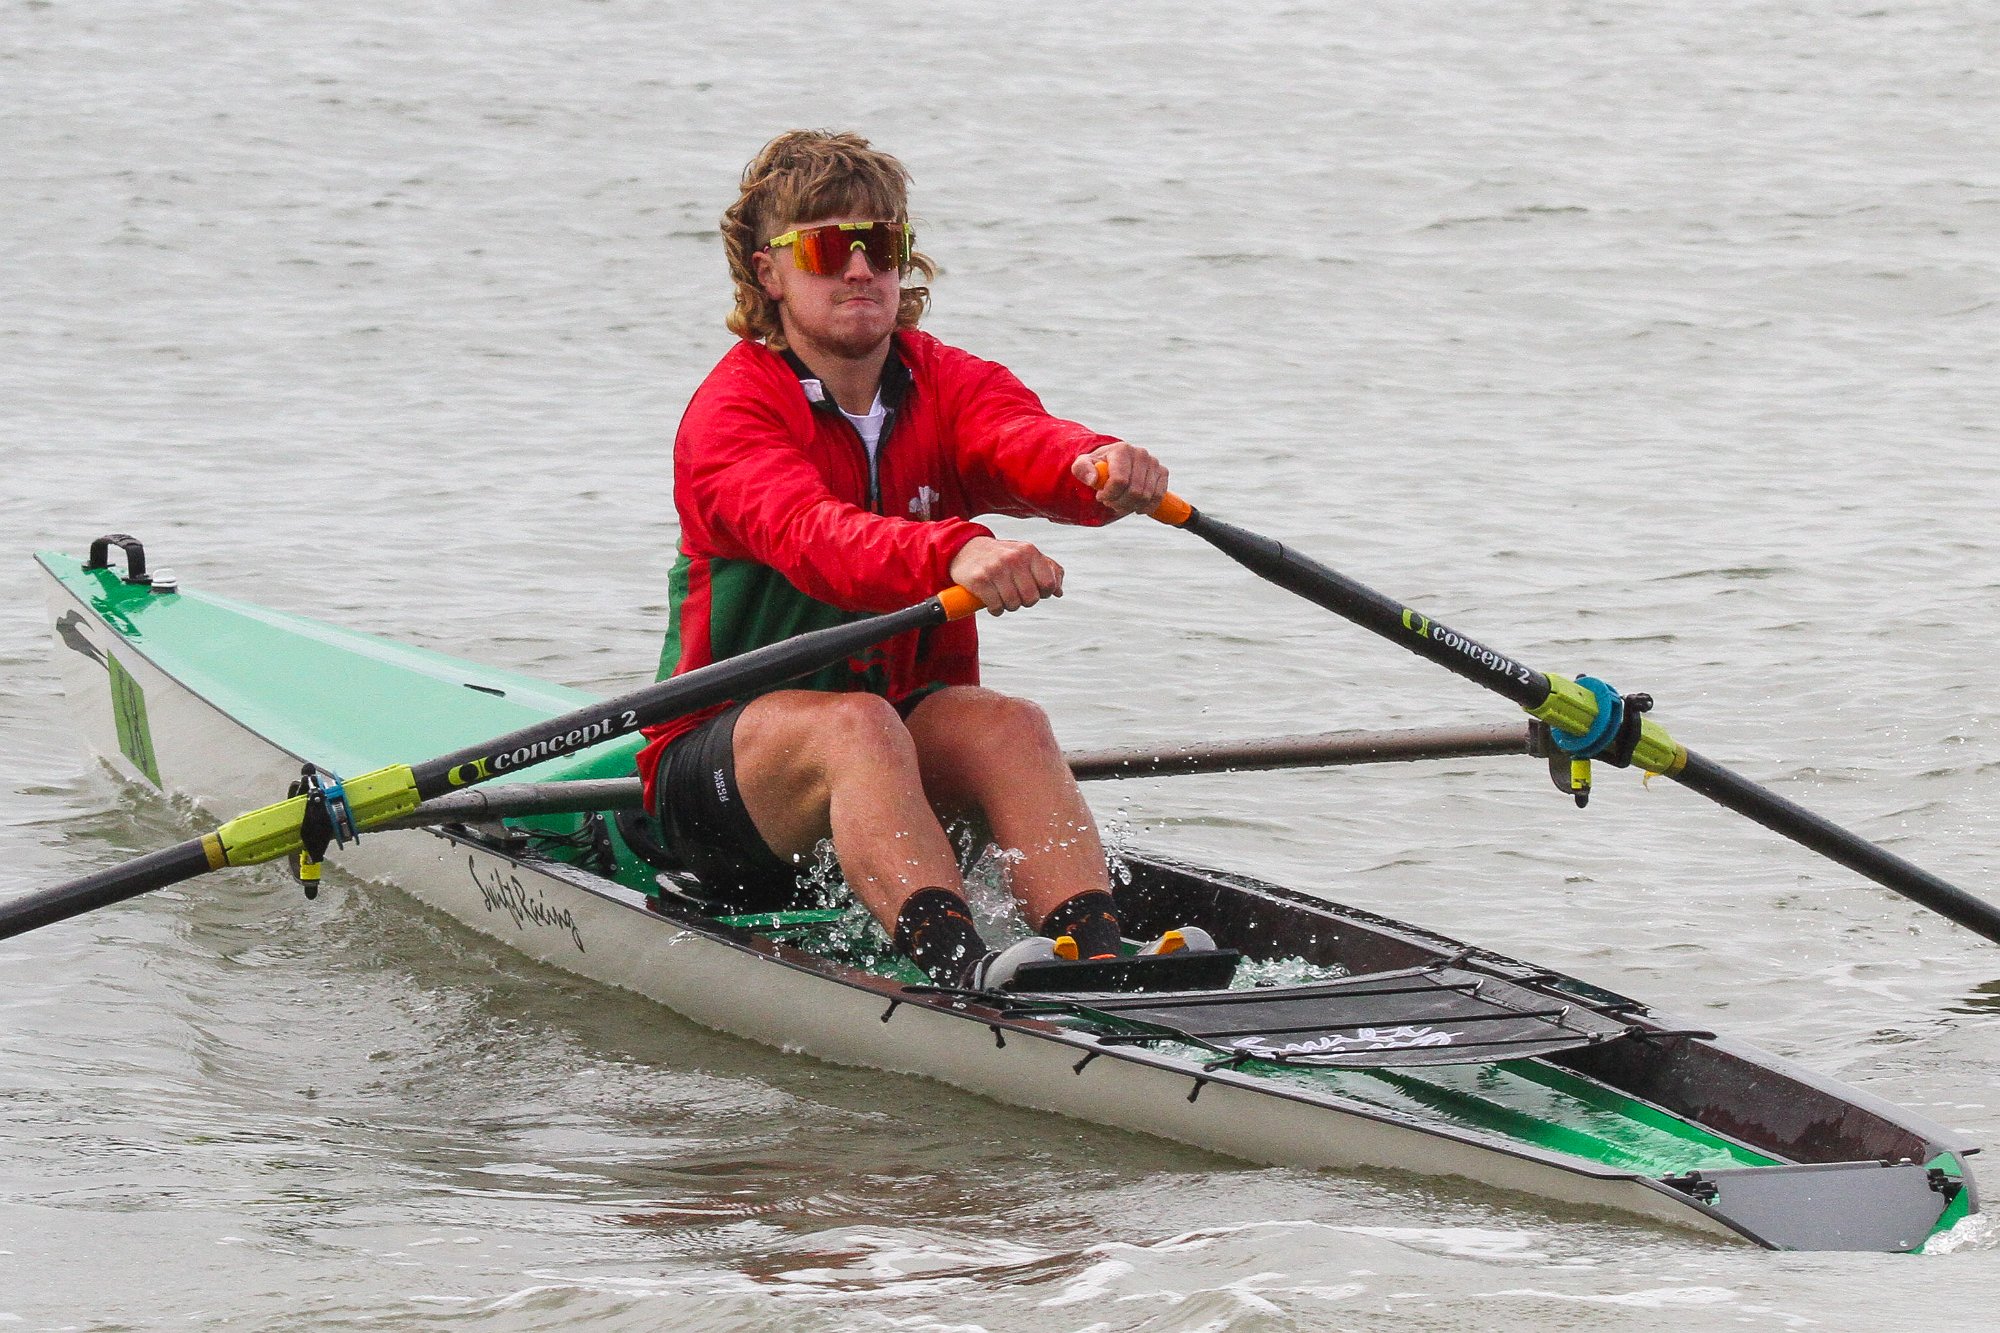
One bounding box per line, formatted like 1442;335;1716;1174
1923;1210;1997;1254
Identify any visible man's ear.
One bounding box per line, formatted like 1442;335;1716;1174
753;248;785;301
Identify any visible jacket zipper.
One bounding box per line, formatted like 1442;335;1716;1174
848;401;899;514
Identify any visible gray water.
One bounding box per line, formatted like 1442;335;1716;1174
4;1;1998;1327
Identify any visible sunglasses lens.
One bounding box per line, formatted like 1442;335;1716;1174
791;223;908;275
790;226;842;274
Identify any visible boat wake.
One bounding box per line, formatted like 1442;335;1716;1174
1923;1211;1997;1254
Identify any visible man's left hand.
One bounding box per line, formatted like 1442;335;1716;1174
1071;443;1168;518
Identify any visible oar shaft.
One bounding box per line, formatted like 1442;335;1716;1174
1100;463;1551;711
206;600;974;868
1676;750;2000;945
408;594;963;801
1182;511;1553;711
0;839;216;941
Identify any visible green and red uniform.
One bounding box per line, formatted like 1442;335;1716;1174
636;329;1116;807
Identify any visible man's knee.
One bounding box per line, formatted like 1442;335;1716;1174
919;688;1062;768
820;692;917;761
740;691;914;774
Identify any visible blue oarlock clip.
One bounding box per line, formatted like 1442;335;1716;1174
1549;675;1626;759
315;773;359;848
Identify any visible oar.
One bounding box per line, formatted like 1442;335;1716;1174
0;587;985;940
1100;467;2000;946
373;722;1541;829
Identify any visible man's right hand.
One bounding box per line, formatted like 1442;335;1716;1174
948;536;1064;615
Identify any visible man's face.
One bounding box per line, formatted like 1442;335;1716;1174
753;214;904;360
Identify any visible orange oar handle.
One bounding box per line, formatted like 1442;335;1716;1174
1090;459;1193;526
937;585;985;620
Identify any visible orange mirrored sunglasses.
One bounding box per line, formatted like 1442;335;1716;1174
766;220;913;276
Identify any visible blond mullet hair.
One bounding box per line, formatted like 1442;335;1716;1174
721;130;936;349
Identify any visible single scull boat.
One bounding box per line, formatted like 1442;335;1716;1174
24;538;1981;1251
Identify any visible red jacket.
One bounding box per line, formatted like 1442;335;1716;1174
636;330;1117;804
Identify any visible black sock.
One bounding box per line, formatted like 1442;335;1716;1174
1041;890;1123;959
893;887;988;985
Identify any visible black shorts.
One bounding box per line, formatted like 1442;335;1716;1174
651;701;811;912
650;691;942;913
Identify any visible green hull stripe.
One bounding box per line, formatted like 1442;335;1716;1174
106;652;161;787
1222;1053;1777;1177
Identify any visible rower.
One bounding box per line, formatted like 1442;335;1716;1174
636;129;1214;989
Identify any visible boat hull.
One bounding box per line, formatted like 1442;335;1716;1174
35;550;1980;1251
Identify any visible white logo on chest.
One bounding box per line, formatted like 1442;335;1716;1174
909;485;941;520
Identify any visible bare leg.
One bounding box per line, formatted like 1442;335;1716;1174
729;690;962;932
903;686;1110;931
